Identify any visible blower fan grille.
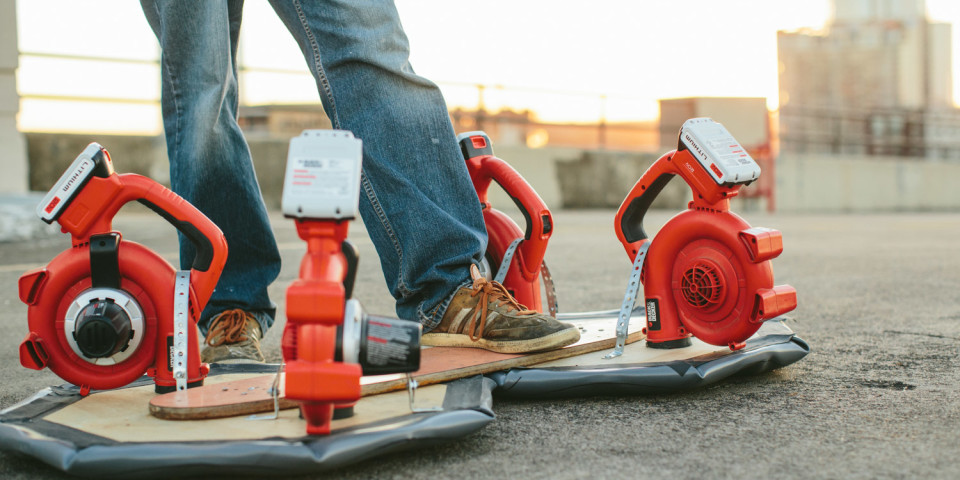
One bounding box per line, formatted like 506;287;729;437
680;262;723;309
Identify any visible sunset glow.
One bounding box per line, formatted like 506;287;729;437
15;0;960;134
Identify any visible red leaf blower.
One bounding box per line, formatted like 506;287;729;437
612;118;797;352
458;132;557;316
280;131;421;435
458;118;796;355
18;143;228;394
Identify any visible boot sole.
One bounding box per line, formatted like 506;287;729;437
421;326;581;354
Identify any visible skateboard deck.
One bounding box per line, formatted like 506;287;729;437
150;314;644;420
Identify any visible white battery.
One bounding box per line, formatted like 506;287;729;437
37;143;111;223
281;130;363;220
679;118;761;185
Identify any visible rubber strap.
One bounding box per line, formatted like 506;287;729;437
604;241;650;359
173;271;190;391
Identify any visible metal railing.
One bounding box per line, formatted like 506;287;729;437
17;51;656;150
779;105;960;159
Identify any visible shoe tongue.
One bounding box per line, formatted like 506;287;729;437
470;264;482;281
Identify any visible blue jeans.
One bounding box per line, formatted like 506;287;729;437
141;0;486;334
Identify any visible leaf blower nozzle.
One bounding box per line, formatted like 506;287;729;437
73;299;133;358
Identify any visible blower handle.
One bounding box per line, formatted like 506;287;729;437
614;152;680;261
615;147;743;261
124;175;228;305
459;131;552;282
59;171;227;307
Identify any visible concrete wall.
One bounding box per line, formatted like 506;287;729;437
23;133;960;213
0;0;27;194
776;153;960;212
26;133;168;191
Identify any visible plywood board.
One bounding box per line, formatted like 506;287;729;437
150;316;643;420
46;380;447;443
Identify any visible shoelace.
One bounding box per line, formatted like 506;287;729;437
466;276;536;341
205;309;251;346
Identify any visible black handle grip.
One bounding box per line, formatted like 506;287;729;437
138;199;216;272
618;173;675;244
342;239;359;299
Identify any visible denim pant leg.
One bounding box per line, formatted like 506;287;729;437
141;0;281;335
269;0;487;330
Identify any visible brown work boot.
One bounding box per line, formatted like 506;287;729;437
422;265;580;354
200;309;266;364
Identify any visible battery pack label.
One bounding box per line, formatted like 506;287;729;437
287;157;353;202
358;314;421;375
37;146;100;223
646;298;661;331
679;118;760;185
166;336;174;372
281;130;363;220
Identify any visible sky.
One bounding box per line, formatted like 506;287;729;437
14;0;960;133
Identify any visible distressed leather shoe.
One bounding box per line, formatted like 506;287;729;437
422;265;580;353
200;309;266;364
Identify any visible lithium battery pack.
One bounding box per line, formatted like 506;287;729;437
281;130;363;220
678;117;761;185
36;143;114;223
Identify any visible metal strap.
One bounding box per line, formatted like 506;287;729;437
604;242;651;359
540;261;559;317
493;238;559;318
406;373;443;413
249;362;284;421
496;238;558;317
493;238;523;284
173;271;190;391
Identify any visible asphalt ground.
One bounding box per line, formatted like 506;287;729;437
1;207;959;479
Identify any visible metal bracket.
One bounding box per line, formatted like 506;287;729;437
540;262;559;317
249;362;284;421
406;374;443;413
495;237;559;317
493;238;523;284
604;242;651;359
173;271;190;391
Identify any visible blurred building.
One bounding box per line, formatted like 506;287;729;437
449;107;658;152
778;0;960;159
1;0;27;194
237;104;332;139
239;104;659;152
659;97;776;210
658;97;770;150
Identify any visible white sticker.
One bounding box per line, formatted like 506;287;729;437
37;144;106;223
281;130;363;220
680;118;761;185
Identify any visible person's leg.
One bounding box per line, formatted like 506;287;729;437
141;1;281;345
269;0;485;330
268;0;579;353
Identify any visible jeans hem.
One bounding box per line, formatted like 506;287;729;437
419;276;473;333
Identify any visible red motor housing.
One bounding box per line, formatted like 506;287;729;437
615;147;797;349
18;143;227;394
459;132;553;313
282;219;362;436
